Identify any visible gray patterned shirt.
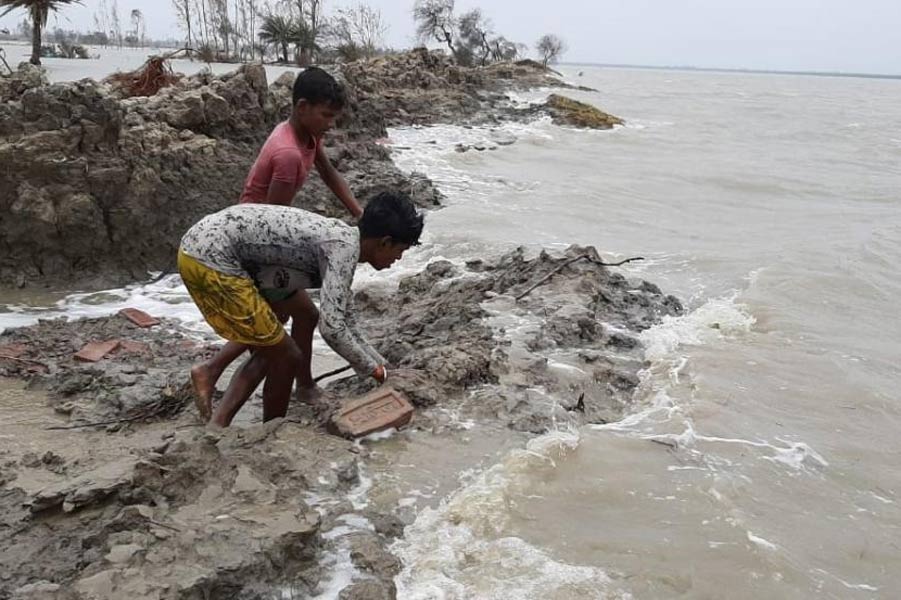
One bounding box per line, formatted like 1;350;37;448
180;204;385;375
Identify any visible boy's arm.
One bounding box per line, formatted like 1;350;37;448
317;242;382;379
314;143;363;219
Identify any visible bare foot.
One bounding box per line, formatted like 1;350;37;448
190;364;215;422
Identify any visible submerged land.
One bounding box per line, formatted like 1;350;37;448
0;50;682;599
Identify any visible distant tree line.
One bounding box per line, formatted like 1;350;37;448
0;0;567;68
412;0;567;67
168;0;389;64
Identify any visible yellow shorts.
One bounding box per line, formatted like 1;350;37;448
177;250;285;347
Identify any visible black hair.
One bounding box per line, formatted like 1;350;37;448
359;191;425;246
292;66;347;109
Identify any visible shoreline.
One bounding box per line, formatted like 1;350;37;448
0;245;683;598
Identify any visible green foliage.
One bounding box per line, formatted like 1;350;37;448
0;0;84;28
258;13;296;63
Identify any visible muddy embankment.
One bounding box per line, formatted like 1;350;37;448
0;48;615;291
0;50;666;600
0;246;683;599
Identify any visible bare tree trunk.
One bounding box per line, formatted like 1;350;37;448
30;14;42;65
198;0;209;48
245;0;252;59
233;0;239;59
308;0;319;62
186;1;194;49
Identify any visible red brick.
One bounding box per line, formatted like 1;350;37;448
330;388;414;439
74;340;120;362
119;308;160;328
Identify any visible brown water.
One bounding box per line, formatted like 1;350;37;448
385;67;901;598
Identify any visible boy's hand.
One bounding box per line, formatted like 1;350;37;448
372;365;387;383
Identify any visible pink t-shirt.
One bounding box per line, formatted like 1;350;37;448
239;121;320;205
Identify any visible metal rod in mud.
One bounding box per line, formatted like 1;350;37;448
515;254;645;301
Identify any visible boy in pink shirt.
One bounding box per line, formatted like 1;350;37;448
191;67;364;420
240;66;362;215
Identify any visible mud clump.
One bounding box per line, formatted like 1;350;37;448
0;312;216;426
0;420;404;600
329;245;682;433
545;93;625;129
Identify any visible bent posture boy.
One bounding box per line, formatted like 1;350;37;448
191;67;363;419
178;192;423;427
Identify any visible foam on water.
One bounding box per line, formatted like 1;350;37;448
0;275;211;336
637;292;756;362
392;430;628;599
592;289;832;479
388;119;556;204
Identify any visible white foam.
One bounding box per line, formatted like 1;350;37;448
302;548;356;599
747;531;779;552
638;294;756;362
393;430;625;598
811;568;879;592
0;274;211;336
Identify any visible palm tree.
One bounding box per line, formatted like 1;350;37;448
289;19;317;66
258;14;295;64
0;0;84;65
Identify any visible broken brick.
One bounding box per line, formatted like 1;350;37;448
119;308;160;328
74;340;120;362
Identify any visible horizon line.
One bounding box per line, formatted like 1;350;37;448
562;61;901;81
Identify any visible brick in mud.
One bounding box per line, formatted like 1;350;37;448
330;388;414;439
74;340;120;362
119;308;160;328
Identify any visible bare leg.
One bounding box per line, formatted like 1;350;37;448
272;291;320;401
210;336;301;427
262;337;303;421
209;351;268;427
190;341;247;421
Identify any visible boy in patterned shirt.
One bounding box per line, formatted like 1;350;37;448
178;192;424;427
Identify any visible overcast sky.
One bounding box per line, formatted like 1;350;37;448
2;0;899;74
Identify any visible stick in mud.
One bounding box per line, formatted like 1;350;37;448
515;254;645;301
0;354;47;368
313;364;353;383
